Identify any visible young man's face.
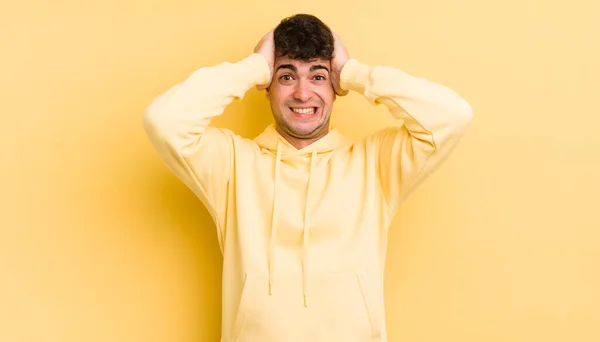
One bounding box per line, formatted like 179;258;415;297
266;56;336;145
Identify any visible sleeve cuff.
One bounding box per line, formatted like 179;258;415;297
339;58;373;93
237;53;272;87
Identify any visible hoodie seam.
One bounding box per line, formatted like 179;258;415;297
180;154;226;248
390;142;436;217
389;96;437;214
372;132;395;215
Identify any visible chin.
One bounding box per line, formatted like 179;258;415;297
287;121;327;139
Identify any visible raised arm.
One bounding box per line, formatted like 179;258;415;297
143;37;273;244
334;36;472;213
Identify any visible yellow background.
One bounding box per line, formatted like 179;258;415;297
1;0;599;341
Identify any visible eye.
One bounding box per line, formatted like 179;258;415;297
313;75;327;81
279;74;293;81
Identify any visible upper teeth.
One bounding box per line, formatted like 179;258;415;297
292;107;315;114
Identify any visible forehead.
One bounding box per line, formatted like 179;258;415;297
274;57;331;72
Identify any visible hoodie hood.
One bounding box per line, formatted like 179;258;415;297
253;124;350;307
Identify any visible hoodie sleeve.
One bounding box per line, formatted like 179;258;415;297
143;53;271;239
339;58;473;214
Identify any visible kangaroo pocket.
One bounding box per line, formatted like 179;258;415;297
230;271;385;342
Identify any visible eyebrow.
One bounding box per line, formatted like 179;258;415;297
310;64;330;73
275;64;330;73
276;64;297;72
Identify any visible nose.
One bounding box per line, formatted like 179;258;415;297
293;80;311;102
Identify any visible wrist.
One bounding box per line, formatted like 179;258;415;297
339;58;370;92
333;59;350;96
243;53;272;88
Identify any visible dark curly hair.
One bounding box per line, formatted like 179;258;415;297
273;14;334;62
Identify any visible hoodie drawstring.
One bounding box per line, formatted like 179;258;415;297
268;141;282;296
268;140;317;307
302;151;317;307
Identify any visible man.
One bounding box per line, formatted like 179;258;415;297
144;14;472;342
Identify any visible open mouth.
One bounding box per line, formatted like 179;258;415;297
290;107;318;116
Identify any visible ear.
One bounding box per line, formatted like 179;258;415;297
265;88;271;100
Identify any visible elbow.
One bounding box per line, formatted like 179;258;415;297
142;104;158;136
143;92;172;129
455;98;473;132
143;85;176;134
142;101;170;142
143;103;159;128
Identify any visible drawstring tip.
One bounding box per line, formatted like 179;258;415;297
303;295;308;307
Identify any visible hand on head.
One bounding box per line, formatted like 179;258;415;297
330;32;349;96
254;29;275;91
